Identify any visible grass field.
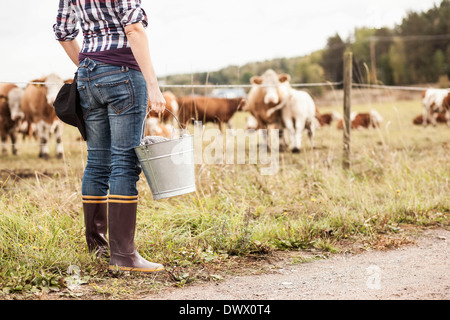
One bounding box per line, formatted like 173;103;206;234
0;94;449;298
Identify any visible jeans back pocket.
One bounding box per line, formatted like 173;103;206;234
95;79;133;114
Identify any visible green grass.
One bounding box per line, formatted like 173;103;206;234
0;97;449;298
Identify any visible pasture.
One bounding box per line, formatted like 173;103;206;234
0;92;449;298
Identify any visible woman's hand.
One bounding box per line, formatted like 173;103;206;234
148;87;166;114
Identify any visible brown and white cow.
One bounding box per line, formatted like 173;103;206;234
421;88;450;127
315;109;342;126
245;70;287;129
245;69;317;153
177;95;244;131
0;83;24;155
244;70;287;151
21;74;65;158
337;109;383;130
316;112;332;126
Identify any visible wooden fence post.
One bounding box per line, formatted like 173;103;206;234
343;51;352;169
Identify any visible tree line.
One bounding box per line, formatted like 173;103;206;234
163;0;449;95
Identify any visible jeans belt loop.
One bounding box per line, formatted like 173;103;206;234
87;58;97;72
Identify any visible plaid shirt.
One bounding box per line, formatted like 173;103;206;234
53;0;148;53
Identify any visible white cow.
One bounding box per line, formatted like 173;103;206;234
265;76;318;152
422;88;450;127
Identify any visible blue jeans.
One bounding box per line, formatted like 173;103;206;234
77;58;147;197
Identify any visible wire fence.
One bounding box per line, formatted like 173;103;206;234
0;79;439;91
0;80;342;88
352;83;435;92
159;82;343;89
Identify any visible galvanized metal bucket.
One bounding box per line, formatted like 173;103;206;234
134;109;196;200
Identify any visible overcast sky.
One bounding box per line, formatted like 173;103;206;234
0;0;442;84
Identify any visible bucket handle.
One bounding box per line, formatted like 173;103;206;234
141;107;185;142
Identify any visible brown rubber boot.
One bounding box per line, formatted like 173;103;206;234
82;196;109;258
108;195;164;273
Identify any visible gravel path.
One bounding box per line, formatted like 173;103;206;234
145;228;449;300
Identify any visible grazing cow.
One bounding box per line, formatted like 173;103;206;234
149;91;179;127
421;88;450;127
177;95;244;130
413;112;447;125
337;109;383;130
245;69;317;152
315;109;342;126
316;113;332;126
21;74;65;158
0;83;24;155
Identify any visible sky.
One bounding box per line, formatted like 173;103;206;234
0;0;443;84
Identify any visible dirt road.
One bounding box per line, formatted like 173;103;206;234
144;228;449;300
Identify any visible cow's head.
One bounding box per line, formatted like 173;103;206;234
44;73;65;106
250;69;291;105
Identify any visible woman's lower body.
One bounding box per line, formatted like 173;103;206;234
77;58;163;272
